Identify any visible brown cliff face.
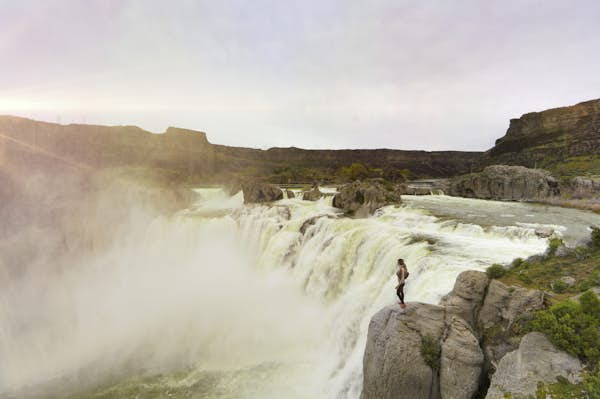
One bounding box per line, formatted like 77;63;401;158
0;116;482;183
0;116;216;178
486;99;600;172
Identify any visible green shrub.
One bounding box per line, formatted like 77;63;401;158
531;299;600;364
420;335;441;370
581;290;600;322
584;366;600;399
592;228;600;249
552;280;568;293
548;238;564;256
487;264;507;279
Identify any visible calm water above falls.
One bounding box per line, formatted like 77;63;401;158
2;190;599;399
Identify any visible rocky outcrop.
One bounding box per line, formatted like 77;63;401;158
302;187;323;201
241;181;283;203
485;332;583;399
567;176;600;199
478;279;545;366
478;279;545;330
486;98;600;169
333;181;401;216
440;317;484;399
362;303;483;399
285;189;295;199
361;271;551;399
449;165;560;201
440;270;489;331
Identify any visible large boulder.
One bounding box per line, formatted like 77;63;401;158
440;270;489;332
485;332;583;399
478;280;545;330
478;279;545;365
333;181;401;216
241;181;283;203
302;187;323;201
568;176;600;199
361;303;483;399
440;317;484;399
449;165;560;201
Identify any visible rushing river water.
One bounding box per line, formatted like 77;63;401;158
2;189;600;399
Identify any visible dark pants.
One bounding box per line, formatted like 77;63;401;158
396;284;405;304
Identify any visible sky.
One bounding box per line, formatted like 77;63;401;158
0;0;599;151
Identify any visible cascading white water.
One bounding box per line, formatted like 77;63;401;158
3;187;598;399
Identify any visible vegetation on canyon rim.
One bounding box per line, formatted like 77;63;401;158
486;228;600;397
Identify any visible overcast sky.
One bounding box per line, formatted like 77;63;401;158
0;0;599;150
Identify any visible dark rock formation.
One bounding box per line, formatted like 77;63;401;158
241;181;283;203
485;332;582;399
485;98;600;169
333;181;401;216
449;165;560;201
302;187;323;201
285;189;295;199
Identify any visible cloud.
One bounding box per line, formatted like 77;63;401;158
0;0;599;150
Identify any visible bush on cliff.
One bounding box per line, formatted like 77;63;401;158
592;227;600;249
487;264;507;279
420;335;441;370
531;291;600;365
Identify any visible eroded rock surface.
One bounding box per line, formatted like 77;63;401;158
362;303;483;399
449;165;560;201
333;181;401;216
241;181;283;203
485;332;583;399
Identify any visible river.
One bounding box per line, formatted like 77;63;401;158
2;189;599;399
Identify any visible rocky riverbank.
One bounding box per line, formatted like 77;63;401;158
361;270;586;399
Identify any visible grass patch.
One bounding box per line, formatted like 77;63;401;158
421;335;441;370
498;245;600;300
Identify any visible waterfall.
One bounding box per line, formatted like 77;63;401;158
0;187;569;399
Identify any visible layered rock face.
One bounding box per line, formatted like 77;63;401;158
0;116;483;183
0;116;216;178
332;181;402;216
486;333;582;399
486;98;600;167
362;271;555;399
449;165;560;201
567;176;600;199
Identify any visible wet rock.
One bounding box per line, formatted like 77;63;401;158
333;181;401;216
485;332;583;399
285;189;295;199
302;187;323;201
449;165;560;201
534;227;554;238
241;181;283;203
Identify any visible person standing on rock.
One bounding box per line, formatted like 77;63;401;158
396;259;409;309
